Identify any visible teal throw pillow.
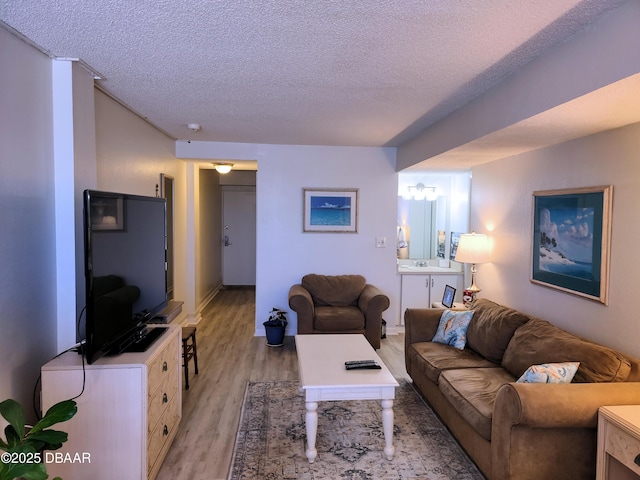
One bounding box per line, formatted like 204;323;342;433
517;362;580;384
432;309;474;350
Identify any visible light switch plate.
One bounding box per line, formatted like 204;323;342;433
376;237;386;248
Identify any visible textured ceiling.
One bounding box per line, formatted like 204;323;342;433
0;0;630;158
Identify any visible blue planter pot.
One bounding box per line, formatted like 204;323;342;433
265;324;286;347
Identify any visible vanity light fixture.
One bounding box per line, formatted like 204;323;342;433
404;183;437;201
212;163;234;174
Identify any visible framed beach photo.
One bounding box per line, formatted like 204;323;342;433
442;285;456;308
531;186;612;305
303;188;359;233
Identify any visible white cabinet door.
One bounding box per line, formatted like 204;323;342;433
400;275;430;324
400;274;464;325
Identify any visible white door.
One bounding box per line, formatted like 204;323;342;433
222;187;256;285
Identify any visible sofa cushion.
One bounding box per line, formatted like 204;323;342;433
407;342;496;383
432;310;474;350
466;299;531;364
517;362;580;384
313;306;365;331
302;274;366;306
502;319;632;383
439;367;516;441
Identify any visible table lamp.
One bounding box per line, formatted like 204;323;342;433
454;232;490;304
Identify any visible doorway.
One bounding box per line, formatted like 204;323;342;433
161;173;175;300
222;186;256;285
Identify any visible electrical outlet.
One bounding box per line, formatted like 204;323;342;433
376;237;386;248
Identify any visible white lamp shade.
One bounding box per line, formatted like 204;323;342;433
455;233;490;264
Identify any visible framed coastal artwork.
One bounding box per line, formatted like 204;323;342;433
531;186;612;305
303;188;359;233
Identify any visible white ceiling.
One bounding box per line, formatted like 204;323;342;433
0;0;634;169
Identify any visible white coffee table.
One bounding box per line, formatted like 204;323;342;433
294;334;399;464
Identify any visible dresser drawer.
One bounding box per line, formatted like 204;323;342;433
148;365;179;433
605;421;640;476
148;331;179;393
148;395;180;473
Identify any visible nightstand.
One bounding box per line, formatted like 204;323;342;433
597;405;640;480
431;301;468;310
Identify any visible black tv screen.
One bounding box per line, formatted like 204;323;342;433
83;190;167;364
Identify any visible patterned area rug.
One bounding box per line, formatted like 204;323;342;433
228;380;485;480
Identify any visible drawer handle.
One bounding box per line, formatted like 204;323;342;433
162;361;168;372
635;453;640;467
163;393;168;403
163;425;169;436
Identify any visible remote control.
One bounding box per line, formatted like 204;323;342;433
345;360;377;366
345;362;381;370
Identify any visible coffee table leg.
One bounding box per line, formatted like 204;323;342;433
305;401;318;463
381;399;395;460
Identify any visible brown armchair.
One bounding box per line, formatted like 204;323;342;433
288;274;390;349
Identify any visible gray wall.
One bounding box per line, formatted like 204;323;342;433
0;27;58;411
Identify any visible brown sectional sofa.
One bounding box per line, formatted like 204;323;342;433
404;299;640;480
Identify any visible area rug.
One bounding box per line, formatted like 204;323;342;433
228;380;485;480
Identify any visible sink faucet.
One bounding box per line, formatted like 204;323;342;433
415;260;428;267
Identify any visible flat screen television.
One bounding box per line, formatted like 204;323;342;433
83;189;168;364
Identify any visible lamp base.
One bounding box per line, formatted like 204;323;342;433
463;263;482;305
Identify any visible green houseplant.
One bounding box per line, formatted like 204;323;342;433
0;398;77;480
263;307;288;347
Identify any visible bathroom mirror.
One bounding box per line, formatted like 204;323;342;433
397;172;470;261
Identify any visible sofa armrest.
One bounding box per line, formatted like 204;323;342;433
288;284;314;334
404;308;442;345
358;284;389;349
494;381;640;430
404;308;443;376
358;284;389;317
491;382;640;480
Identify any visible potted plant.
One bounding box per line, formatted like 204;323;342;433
263;307;288;347
0;398;77;480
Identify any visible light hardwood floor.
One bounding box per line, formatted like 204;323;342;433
156;287;408;480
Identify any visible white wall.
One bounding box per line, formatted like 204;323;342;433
177;142;400;334
52;59;97;350
93;90;188;320
0;27;57;409
198;169;222;306
471;122;640;358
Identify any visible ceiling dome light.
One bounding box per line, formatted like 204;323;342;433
212;163;233;174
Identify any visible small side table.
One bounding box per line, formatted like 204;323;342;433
431;302;468;311
596;405;640;480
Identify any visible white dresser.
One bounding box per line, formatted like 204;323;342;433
41;325;181;480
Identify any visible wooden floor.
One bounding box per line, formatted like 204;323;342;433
156;287;409;480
